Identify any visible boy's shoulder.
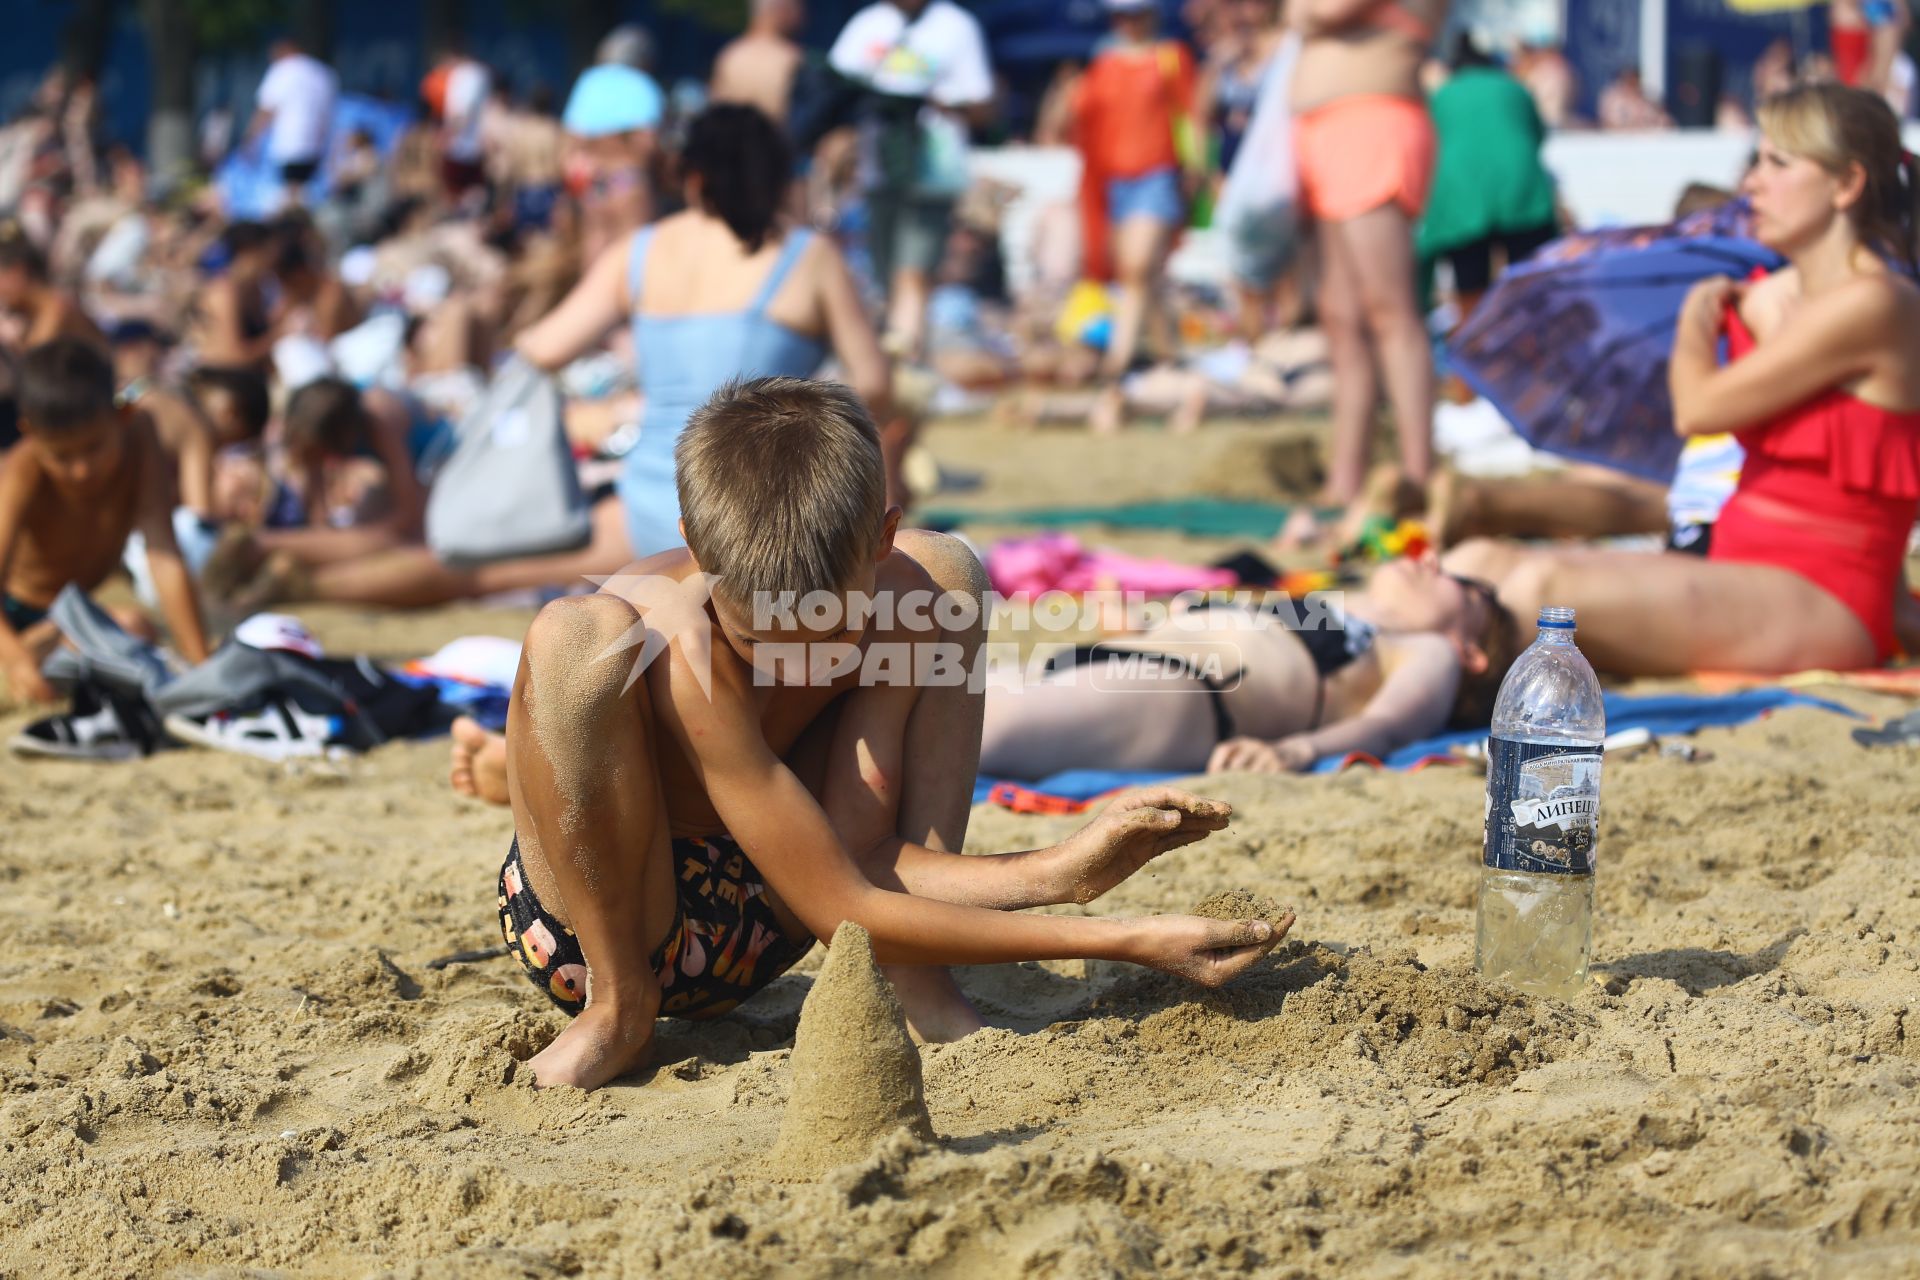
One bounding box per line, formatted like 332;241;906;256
0;434;41;497
876;543;937;595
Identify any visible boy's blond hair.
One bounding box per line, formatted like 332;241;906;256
675;377;887;604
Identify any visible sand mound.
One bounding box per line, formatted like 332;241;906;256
1267;944;1582;1085
766;923;936;1179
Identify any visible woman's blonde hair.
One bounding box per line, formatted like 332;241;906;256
1757;82;1920;268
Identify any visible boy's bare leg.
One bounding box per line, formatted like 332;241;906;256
873;529;991;1042
506;594;681;1089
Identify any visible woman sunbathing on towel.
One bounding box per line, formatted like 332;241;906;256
976;550;1520;778
448;549;1518;800
1443;83;1920;676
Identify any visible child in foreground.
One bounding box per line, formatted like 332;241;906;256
0;338;210;702
475;377;1288;1090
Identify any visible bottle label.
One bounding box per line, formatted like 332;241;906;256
1484;737;1601;874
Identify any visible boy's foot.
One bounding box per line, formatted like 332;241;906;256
449;716;511;806
884;966;985;1043
525;1000;656;1090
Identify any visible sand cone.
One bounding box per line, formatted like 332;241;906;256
767;922;935;1179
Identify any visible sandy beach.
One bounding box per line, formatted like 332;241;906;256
4;418;1919;1278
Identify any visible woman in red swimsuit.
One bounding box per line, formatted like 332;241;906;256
1445;83;1920;676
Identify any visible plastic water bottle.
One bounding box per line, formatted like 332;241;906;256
1477;606;1606;998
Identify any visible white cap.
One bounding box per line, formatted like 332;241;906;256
233;613;324;659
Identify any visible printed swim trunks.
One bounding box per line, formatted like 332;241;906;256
497;832;815;1019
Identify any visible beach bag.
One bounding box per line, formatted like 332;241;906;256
1216;34;1302;289
425;355;590;566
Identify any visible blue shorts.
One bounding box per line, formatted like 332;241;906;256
1106;168;1184;226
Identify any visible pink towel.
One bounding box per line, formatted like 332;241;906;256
986;533;1238;597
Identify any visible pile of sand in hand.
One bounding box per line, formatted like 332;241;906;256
767;922;936;1179
1190;888;1292;927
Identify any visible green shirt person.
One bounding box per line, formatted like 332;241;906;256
1419;56;1560;317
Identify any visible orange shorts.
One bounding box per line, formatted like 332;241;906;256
1293;95;1436;223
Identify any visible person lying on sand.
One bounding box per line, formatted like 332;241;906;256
977;550;1521;779
453;377;1289;1090
0;339;209;702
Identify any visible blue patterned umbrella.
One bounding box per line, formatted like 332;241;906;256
1447;202;1783;483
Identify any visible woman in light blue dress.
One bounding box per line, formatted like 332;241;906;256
517;102;890;560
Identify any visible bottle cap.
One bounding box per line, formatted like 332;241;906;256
1537;606;1575;630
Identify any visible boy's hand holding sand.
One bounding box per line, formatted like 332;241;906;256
1046;787;1234;904
489;380;1287;1091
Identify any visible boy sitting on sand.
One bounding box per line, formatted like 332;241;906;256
460;377;1289;1089
0;338;210;702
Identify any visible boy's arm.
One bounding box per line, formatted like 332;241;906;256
661;657;1270;976
0;451;54;701
818;675;1231;908
133;422;210;664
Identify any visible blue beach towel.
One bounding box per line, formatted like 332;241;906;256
971;687;1859;805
